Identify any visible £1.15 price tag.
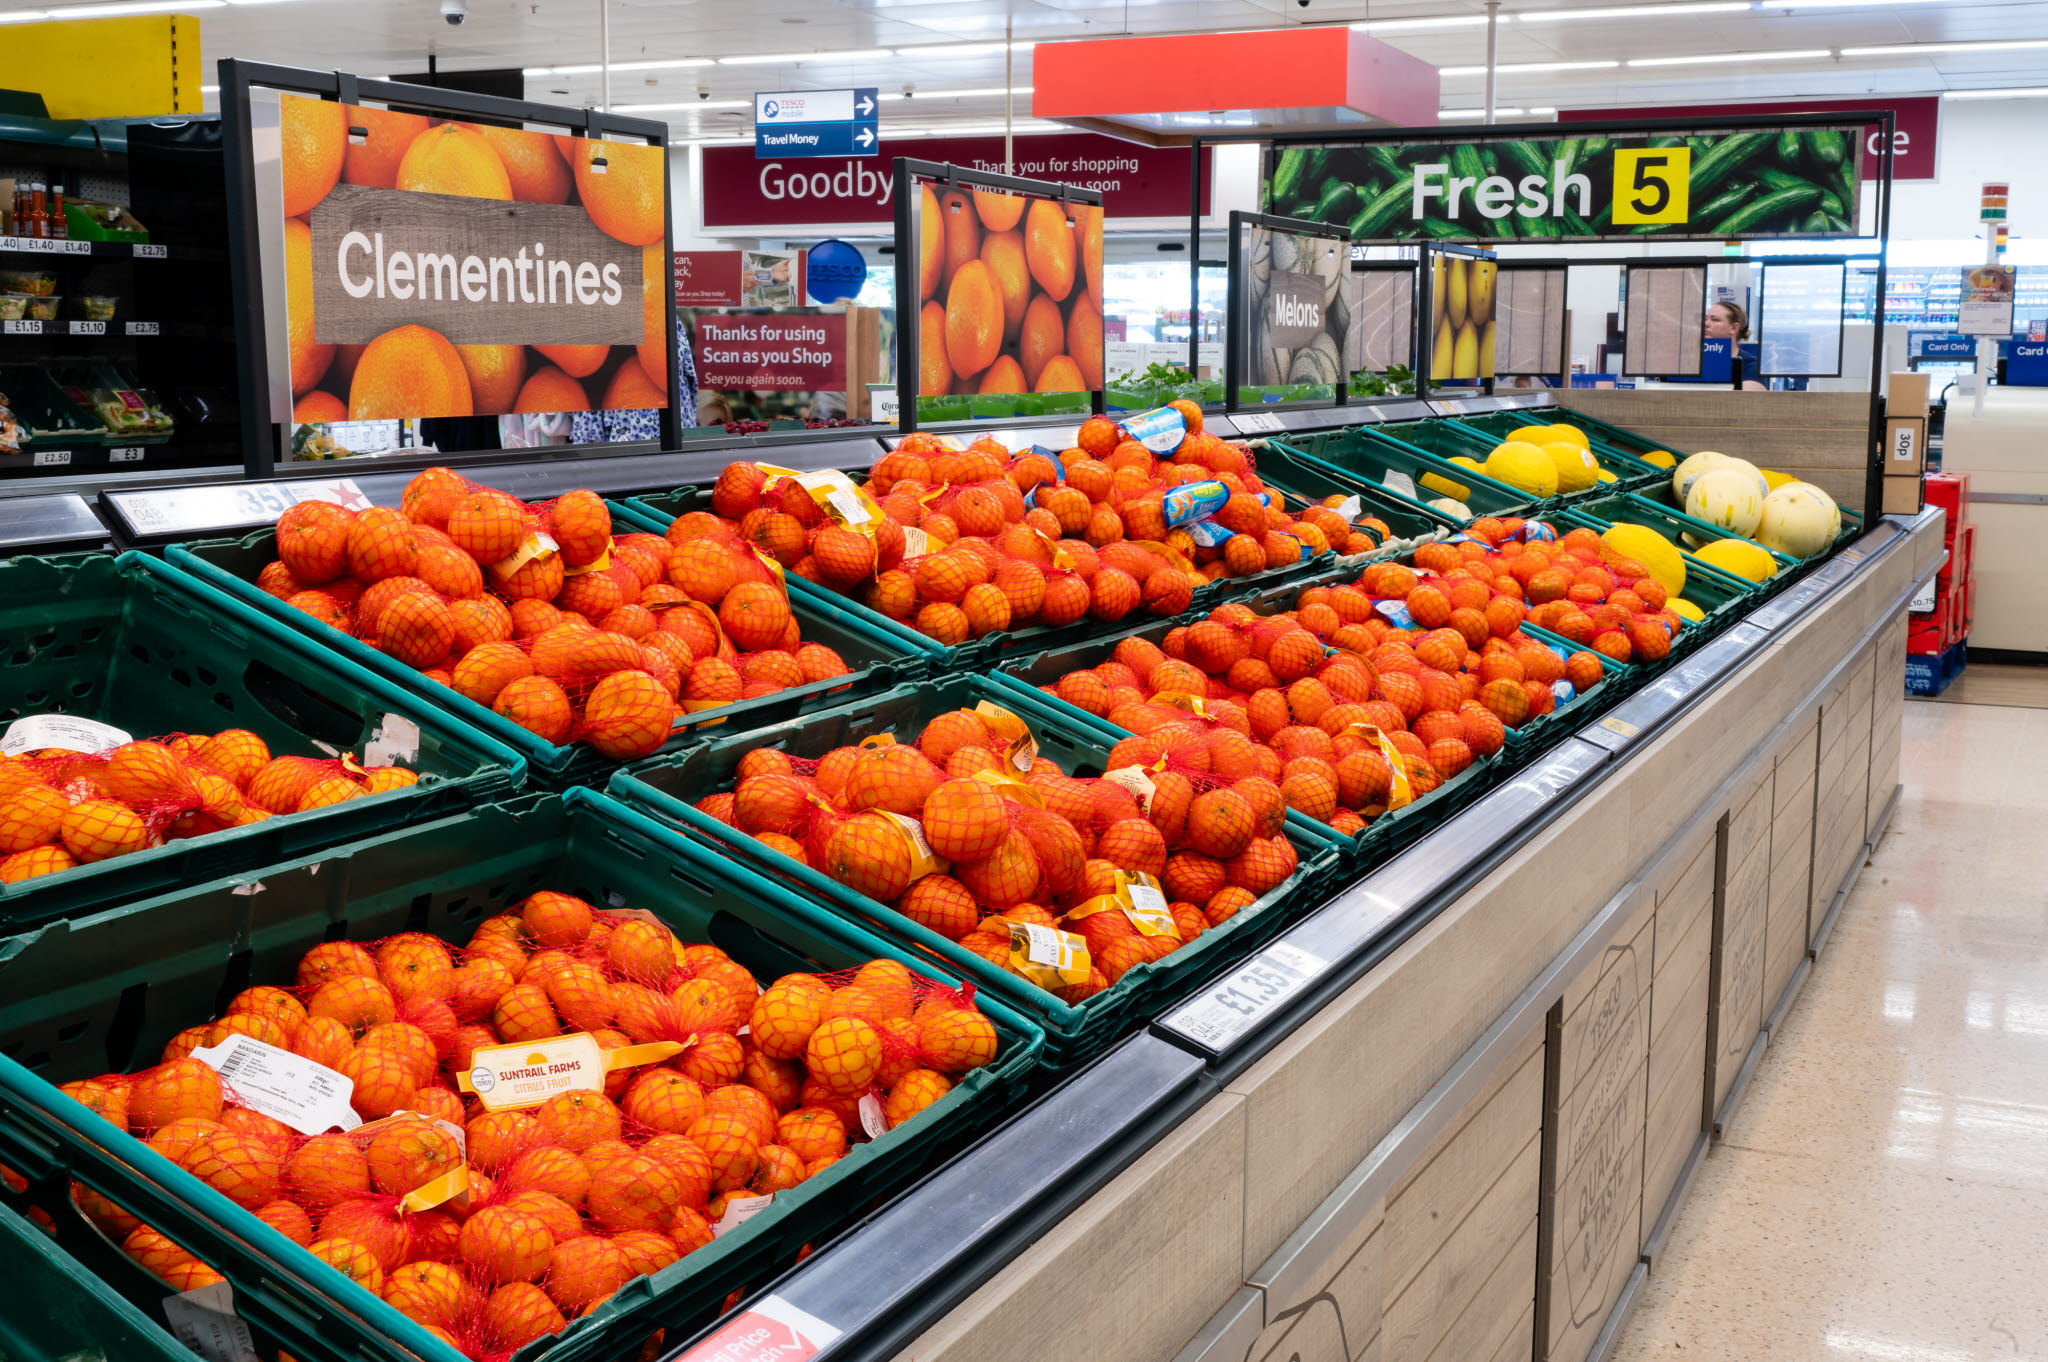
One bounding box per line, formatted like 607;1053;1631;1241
1163;941;1327;1051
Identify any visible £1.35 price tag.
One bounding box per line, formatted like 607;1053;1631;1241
1163;941;1327;1051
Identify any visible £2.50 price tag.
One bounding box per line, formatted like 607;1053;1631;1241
1164;941;1326;1051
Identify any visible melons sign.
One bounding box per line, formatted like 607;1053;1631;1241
1264;124;1864;243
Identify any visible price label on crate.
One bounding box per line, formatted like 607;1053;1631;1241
126;321;159;336
1162;941;1327;1051
109;446;144;463
134;243;168;259
3;320;41;335
1234;411;1285;435
70;320;105;336
671;1296;843;1361
32;449;71;466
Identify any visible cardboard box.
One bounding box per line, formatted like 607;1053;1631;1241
1888;371;1931;417
1939;523;1975;592
1882;473;1925;517
1923;472;1969;539
1907;595;1949;655
1885;416;1927;474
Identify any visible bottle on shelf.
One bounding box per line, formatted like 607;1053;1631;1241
48;177;65;239
24;179;48;239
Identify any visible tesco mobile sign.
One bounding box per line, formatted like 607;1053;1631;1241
701;132;1210;230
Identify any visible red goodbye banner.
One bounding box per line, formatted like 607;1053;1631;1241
1563;97;1939;181
694;312;846;390
702;133;1210;229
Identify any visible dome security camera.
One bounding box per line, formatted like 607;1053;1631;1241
441;0;467;25
696;84;712;100
902;83;915;99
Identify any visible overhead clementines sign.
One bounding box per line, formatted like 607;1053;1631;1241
276;93;671;424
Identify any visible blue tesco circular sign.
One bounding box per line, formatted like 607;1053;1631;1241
808;238;868;304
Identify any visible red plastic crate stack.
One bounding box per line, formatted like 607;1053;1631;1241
1909;474;1972;655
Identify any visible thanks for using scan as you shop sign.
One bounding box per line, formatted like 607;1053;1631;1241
1263;125;1865;243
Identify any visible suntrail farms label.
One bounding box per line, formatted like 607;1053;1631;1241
310;183;642;346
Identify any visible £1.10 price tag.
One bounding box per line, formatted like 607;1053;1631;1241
1163;941;1327;1051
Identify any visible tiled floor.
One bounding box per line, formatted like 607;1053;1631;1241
1609;693;2048;1360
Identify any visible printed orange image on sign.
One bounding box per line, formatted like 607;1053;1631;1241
279;93;669;423
915;181;1104;398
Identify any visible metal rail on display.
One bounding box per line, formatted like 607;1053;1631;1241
656;506;1936;1362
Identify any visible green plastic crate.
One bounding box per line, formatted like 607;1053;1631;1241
0;788;1043;1362
616;487;1337;675
1276;426;1540;520
162;503;929;787
609;676;1343;1067
0;553;523;934
0;1202;196;1362
1247;440;1465;550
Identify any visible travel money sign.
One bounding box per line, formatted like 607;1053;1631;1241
1263;125;1865;242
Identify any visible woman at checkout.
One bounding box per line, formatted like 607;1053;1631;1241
1704;301;1766;391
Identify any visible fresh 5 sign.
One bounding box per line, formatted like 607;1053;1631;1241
1266;126;1863;243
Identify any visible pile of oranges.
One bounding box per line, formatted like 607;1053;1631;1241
706;406;1390;648
263;470;852;760
1022;536;1618;834
46;892;1000;1358
692;703;1305;998
0;729;414;885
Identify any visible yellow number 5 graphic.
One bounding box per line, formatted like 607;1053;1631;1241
1611;147;1692;225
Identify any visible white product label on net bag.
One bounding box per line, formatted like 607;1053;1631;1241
362;713;421;768
161;1282;261;1362
0;713;133;756
712;1192;775;1237
190;1034;361;1135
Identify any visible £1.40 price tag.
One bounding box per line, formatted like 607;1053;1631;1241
1164;941;1326;1051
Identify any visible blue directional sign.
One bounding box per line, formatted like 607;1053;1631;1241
754;87;879;159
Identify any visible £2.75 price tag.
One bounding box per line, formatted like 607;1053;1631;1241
1163;941;1327;1051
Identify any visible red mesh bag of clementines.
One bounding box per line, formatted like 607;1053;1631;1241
46;890;1001;1360
0;729;415;886
264;470;854;762
692;702;1307;1002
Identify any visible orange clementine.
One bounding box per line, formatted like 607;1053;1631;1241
284;217;333;396
349;325;472;420
636;242;667;389
938;188;979;286
977;355;1026;394
918;301;951;395
514;365;592;413
1072;203;1105;306
603;358;665;409
281;94;346;217
1018;294;1064;387
917;184;943;301
974;187;1026;231
293;390;347;424
1067;292;1103;390
979;229;1030;343
396;122;511;199
535;343;608;378
456;344;526;413
571;138;665;245
340;105;427;189
476;124;571;203
1035;355;1084;394
1025;198;1077;301
944;260;1001;378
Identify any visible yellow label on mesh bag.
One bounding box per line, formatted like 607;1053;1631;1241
487;530;559;583
561;542;614;578
972;701;1039;772
967;765;1046;807
1151;691;1210;718
1100;765;1157;812
857;732;898;749
347;1110;473;1211
878;811;948;881
1004;921;1092;988
1338;722;1415;810
1066;869;1179;939
795;469;887;535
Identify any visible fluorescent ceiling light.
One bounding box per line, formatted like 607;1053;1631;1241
1945;85;2048;98
670;136;753;147
879;86;1030;100
201;84;220;93
47;0;221;12
895;41;1035;57
526;58;711;75
616;98;751;110
718;50;892;65
1771;0;1952;6
1629;46;1830;64
1440;59;1621;73
1519;1;1751;17
904;121;1064;136
0;8;50;18
1841;38;2048;54
1352;15;1501;29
